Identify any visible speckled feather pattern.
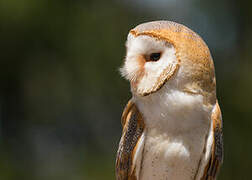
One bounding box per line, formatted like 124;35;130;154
116;100;145;180
130;21;216;103
116;21;223;180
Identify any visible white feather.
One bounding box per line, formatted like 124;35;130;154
120;35;177;93
122;34;214;179
133;81;213;180
132;132;145;179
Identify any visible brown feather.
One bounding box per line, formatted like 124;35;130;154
130;21;216;103
116;99;145;180
201;102;223;180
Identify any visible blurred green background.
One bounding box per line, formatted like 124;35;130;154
0;0;252;179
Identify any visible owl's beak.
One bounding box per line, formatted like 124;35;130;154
137;55;146;67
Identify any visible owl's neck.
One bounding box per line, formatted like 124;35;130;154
133;84;213;134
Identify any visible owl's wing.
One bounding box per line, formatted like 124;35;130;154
116;99;145;180
202;102;224;180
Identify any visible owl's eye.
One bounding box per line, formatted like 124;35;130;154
149;53;161;61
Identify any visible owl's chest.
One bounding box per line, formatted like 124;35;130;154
134;89;212;180
139;128;207;180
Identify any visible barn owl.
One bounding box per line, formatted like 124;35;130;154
116;21;223;180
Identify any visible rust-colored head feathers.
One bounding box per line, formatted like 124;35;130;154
121;21;216;103
117;21;223;180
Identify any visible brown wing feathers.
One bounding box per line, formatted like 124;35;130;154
116;100;145;180
202;102;223;180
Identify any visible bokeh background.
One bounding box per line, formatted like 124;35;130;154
0;0;252;179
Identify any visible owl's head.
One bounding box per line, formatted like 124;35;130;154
120;21;216;103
